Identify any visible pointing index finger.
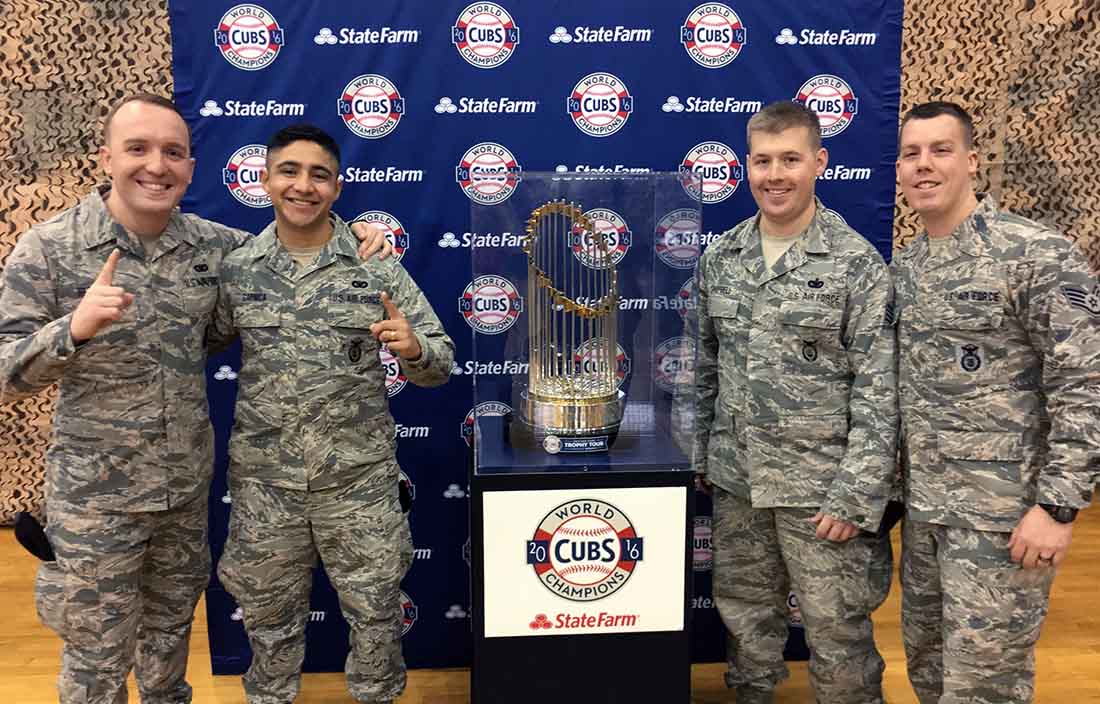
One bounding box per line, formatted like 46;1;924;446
96;249;122;285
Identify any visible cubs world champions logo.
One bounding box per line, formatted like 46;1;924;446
453;2;519;68
338;74;404;139
655;209;703;270
567;72;634;137
400;591;418;636
214;4;284;71
459;275;524;334
654;336;696;393
352;211;409;261
222;144;270;208
796;75;859;138
574;208;631;268
527;499;644;602
681;3;747;69
680;141;742;204
456;142;523;204
574;339;631;390
693;516;712;571
380;346;408;396
462;401;513;446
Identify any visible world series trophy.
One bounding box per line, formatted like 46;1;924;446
515;200;625;452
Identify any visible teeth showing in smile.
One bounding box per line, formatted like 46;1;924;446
138;181;171;192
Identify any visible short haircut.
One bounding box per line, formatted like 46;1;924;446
747;101;822;152
266;123;341;168
103;93;190;145
899;101;975;149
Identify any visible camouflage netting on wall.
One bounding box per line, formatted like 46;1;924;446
1;0;1097;522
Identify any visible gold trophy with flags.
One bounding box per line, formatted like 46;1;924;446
517;200;625;452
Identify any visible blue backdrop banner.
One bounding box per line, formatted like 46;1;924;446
167;0;903;674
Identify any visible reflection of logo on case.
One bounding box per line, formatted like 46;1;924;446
574;339;631;390
574;208;631;268
693;516;712;571
462;401;512;446
526;498;644;602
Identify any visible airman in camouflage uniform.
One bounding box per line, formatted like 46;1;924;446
0;97;390;704
694;102;897;703
0;96;247;704
895;102;1099;704
213;125;454;704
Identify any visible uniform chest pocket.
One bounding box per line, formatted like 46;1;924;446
329;306;383;371
779;303;845;364
236;304;283;363
932;306;1005;379
709;295;743;338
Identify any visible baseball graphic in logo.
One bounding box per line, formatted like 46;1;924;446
574;339;631;390
338;74;404;139
680;141;742;204
655;209;703;270
654;336;696;393
462;401;513;447
400;591;418;636
681;3;747;69
456;142;523;205
574;208;631;268
675;277;696;319
214;4;284;71
398;470;416;501
453;2;519;69
693;516;712;571
380;345;408;397
459;275;524;334
526;499;645;602
222;144;270;208
795;75;859;138
567;72;633;137
352;211;409;262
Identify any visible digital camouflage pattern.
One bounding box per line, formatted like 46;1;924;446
893;195;1099;531
692;201;897;702
901;519;1054;704
895;196;1100;703
694;200;898;531
0;185;249;704
213;214;452;704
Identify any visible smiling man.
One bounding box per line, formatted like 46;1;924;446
893;101;1100;704
212;124;453;704
0;94;392;704
693;100;897;703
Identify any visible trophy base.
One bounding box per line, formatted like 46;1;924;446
509;390;625;454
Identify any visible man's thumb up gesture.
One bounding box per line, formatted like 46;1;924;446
70;249;135;343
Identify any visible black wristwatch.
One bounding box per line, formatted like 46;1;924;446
1038;503;1078;524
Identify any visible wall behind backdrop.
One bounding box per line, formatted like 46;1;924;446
1;0;1098;672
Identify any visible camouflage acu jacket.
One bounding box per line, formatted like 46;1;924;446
893;196;1099;531
693;201;897;531
0;186;249;512
213;215;454;493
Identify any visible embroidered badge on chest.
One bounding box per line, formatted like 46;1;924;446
802;339;819;362
807;278;825;289
957;343;983;372
348;337;365;364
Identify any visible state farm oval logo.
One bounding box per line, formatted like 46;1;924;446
526;498;644;602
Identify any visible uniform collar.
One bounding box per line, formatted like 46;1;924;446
730;198;834;284
922;193;997;260
253;213;359;279
78;184;197;256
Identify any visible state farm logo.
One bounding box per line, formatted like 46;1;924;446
456;142;523;204
567;72;633;137
527;499;644;602
655;209;703;270
222;144;270;208
774;27;878;46
338;74;404;139
693;516;712;571
434;96;537;115
453;2;519;68
681;3;746;69
680;141;742;204
380;346;407;397
400;591;418;636
654;336;696;393
574;339;631;390
573;208;631;268
352;211;408;262
199;99;305;118
314;25;420;45
795;74;859;138
459;275;524;334
548;25;653;44
462;400;512;446
214;4;284;71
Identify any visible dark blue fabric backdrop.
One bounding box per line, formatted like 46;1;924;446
167;0;902;673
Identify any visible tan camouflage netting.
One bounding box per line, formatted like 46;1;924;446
1;0;1098;522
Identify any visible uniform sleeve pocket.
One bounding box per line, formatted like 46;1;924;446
938;431;1023;461
236;304;281;329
